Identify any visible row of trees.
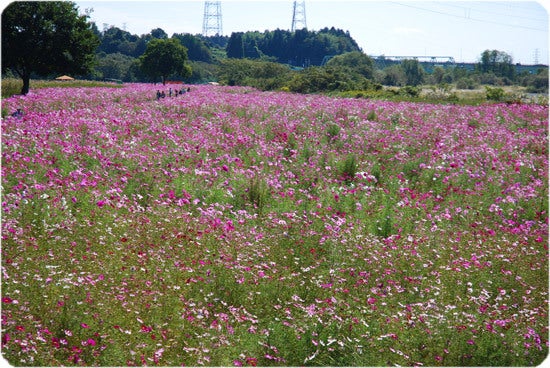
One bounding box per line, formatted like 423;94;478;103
225;28;360;66
88;23;550;93
2;1;548;95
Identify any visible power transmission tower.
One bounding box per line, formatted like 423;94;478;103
202;1;222;37
291;1;307;32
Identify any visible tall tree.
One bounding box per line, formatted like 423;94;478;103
150;28;168;39
226;32;245;58
139;38;191;84
2;1;99;94
326;51;374;79
477;49;515;80
401;59;425;86
172;33;213;62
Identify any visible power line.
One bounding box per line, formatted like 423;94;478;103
437;2;547;23
389;1;548;32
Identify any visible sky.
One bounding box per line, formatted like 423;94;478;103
73;0;549;64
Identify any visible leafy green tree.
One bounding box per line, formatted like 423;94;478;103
98;26;141;57
519;68;548;93
172;33;213;62
127;59;148;82
287;66;359;93
217;58;290;89
326;51;374;79
477;50;515;80
226;32;245;58
381;65;406;86
1;1;99;94
225;28;361;66
188;61;218;84
139;38;191;84
401;59;425;86
430;66;445;84
150;28;168;39
96;52;135;81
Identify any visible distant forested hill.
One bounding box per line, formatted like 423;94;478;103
225;27;361;66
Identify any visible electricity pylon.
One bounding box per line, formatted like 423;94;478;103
202;1;222;36
291;1;307;32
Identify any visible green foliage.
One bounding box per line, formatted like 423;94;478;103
187;61;218;84
232;175;270;213
400;85;421;97
1;78;122;98
380;64;407;86
98;26;145;57
401;59;425;86
1;78;22;98
325;123;341;141
287;66;368;93
485;86;505;101
95;52;135;81
139;38;192;84
1;1;99;94
477;49;515;80
339;154;358;184
226;28;361;66
326;51;375;79
455;77;479;90
247;176;269;212
172;33;213;62
217;58;291;89
520;69;549;93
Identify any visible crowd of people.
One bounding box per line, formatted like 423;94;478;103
156;86;191;100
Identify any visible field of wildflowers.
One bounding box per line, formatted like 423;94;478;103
1;84;548;366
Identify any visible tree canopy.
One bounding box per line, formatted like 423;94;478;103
139;38;191;84
172;33;213;63
325;51;374;79
1;1;99;94
476;49;515;80
226;28;361;66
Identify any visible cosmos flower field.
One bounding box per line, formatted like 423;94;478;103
1;84;548;366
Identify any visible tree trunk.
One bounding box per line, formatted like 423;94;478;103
21;74;30;95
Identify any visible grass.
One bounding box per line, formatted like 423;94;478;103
1;77;122;98
331;84;549;105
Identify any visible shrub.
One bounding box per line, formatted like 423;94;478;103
455;77;478;90
400;85;420;97
485;86;505;101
